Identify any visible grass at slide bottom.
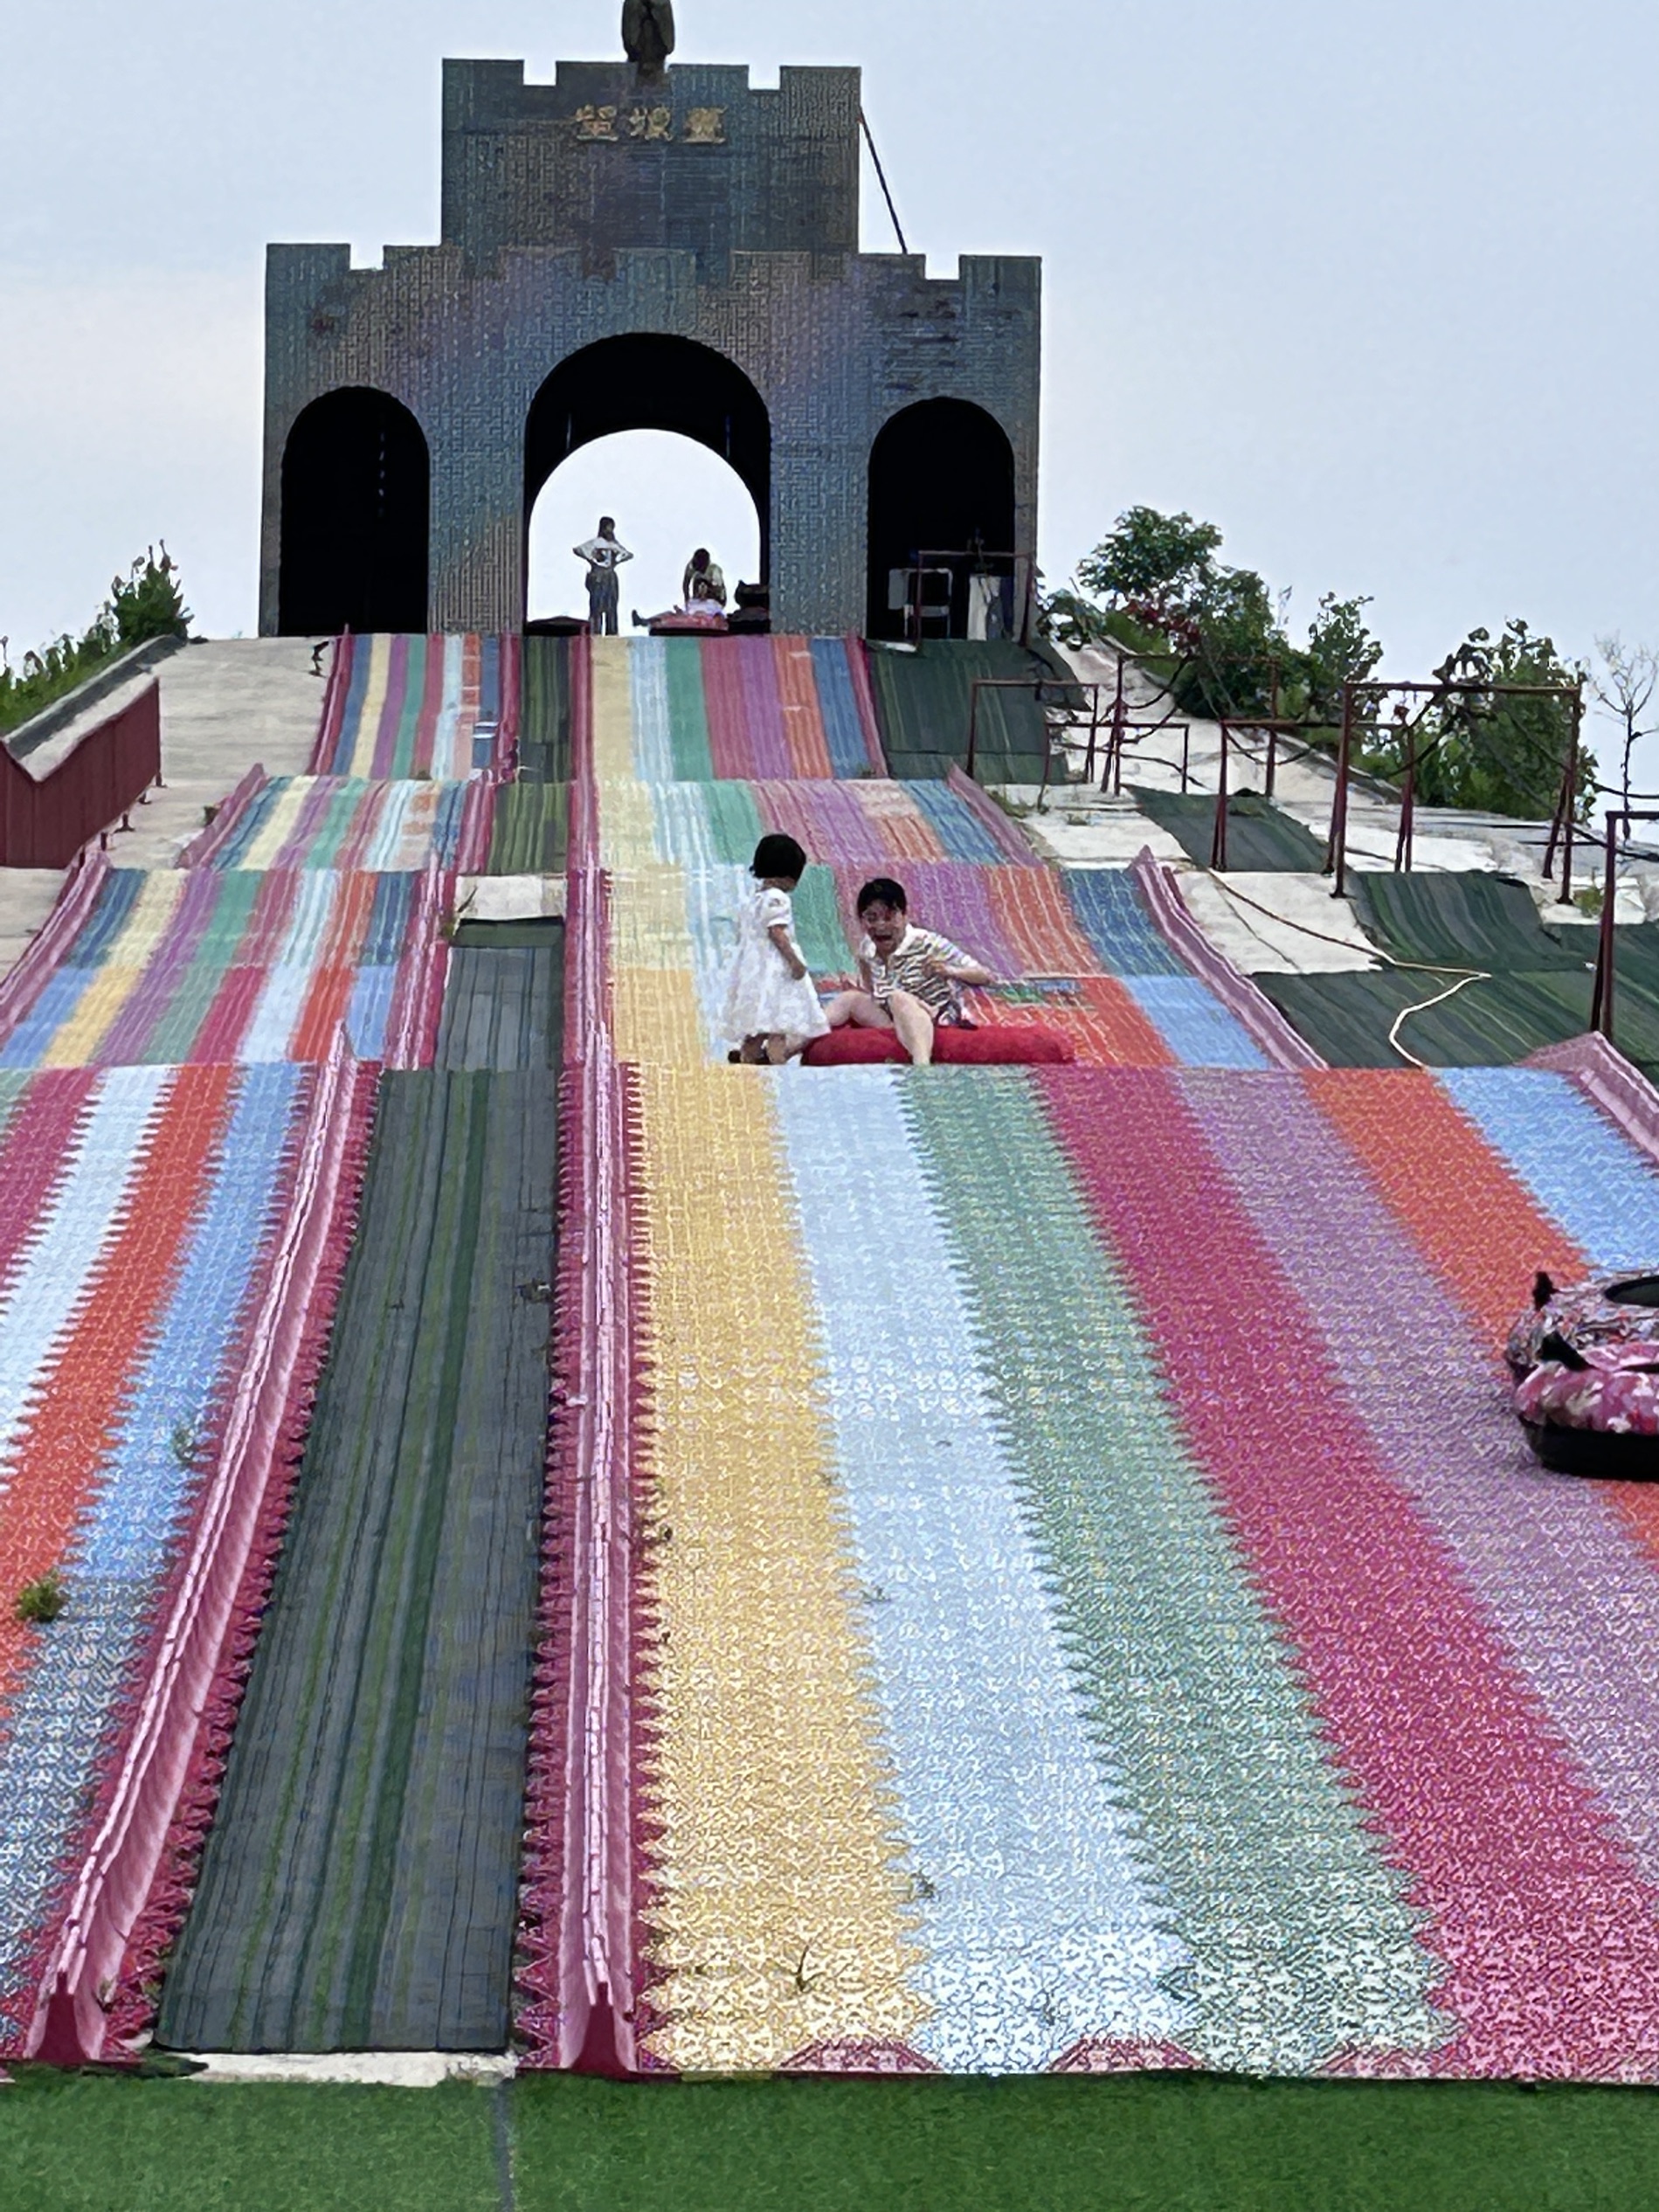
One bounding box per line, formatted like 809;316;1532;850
7;2074;1659;2210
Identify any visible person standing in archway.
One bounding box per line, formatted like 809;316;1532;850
574;516;632;635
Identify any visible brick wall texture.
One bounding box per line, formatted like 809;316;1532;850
261;58;1041;636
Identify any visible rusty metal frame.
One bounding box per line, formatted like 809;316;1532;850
1326;676;1585;901
1209;717;1313;870
1592;807;1659;1046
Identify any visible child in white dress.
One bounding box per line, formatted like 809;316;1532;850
721;834;831;1064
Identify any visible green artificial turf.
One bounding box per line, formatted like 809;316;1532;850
1130;785;1328;872
0;2077;497;2212
5;2072;1659;2211
515;2074;1659;2212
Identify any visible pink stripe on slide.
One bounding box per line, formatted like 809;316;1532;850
1042;1063;1659;2079
700;637;750;780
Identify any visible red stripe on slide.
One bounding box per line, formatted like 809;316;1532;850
1041;1064;1659;2077
0;1066;235;1716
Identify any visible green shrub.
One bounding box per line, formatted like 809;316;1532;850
0;549;190;736
1358;620;1591;820
16;1573;66;1624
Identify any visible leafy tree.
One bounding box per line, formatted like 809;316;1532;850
1074;506;1222;622
1305;592;1384;721
111;547;190;649
1359;619;1589;819
1043;506;1382;728
0;549;190;736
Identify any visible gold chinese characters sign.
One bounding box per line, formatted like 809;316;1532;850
573;104;727;144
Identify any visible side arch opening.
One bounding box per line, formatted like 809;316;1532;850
278;388;429;636
867;398;1017;642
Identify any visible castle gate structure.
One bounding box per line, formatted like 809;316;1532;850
260;43;1042;638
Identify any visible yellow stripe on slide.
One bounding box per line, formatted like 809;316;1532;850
349;634;393;776
598;778;658;870
237;776;313;872
590;636;636;786
607;870;697;968
632;1067;924;2070
45;874;186;1066
611;966;706;1068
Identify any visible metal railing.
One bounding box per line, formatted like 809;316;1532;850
1326;677;1584;900
1591;808;1659;1045
0;679;162;866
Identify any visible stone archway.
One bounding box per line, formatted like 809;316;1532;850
524;335;771;622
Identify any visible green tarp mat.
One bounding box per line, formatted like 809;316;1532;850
437;940;563;1069
487;783;567;874
519;639;574;782
1130;787;1327;873
1259;963;1659;1079
865;640;1072;783
1348;870;1587;971
158;1062;556;2054
1558;918;1659;995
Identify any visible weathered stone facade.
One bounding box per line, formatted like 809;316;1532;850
262;56;1041;636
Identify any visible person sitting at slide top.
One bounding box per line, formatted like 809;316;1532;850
825;878;996;1067
682;548;727;606
632;547;729;630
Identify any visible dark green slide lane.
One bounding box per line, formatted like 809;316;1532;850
1130;786;1327;871
157;1063;556;2052
519;639;575;783
1348;868;1588;971
866;639;1067;782
487;783;568;874
438;938;563;1070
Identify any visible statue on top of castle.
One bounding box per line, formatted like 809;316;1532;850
623;0;675;78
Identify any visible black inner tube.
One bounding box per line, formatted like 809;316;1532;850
1607;1275;1659;1308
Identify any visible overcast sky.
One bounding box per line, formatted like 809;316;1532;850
3;1;1656;768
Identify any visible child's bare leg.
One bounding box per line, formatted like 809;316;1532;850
763;1031;794;1065
889;990;937;1067
825;989;895;1032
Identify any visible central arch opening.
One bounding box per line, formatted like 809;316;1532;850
527;432;762;630
524;335;770;630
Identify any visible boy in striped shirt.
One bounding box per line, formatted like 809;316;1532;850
825;877;995;1066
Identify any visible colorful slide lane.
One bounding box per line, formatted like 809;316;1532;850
0;1061;339;2050
0;864;449;1071
0;632;516;2059
192;775;487;874
311;633;516;780
587;634;1282;1071
625;1058;1659;2080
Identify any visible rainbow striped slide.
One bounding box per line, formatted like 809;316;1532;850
312;633;516;780
587;636;1283;1070
597;633;884;782
193;776;489;874
624;1058;1659;2079
0;1061;348;2046
0;863;447;1070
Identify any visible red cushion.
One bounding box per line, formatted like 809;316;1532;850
802;1026;1075;1068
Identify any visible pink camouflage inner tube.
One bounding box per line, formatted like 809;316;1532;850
1508;1269;1659;1477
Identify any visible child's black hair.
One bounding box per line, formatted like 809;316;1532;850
752;833;808;882
856;876;909;915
